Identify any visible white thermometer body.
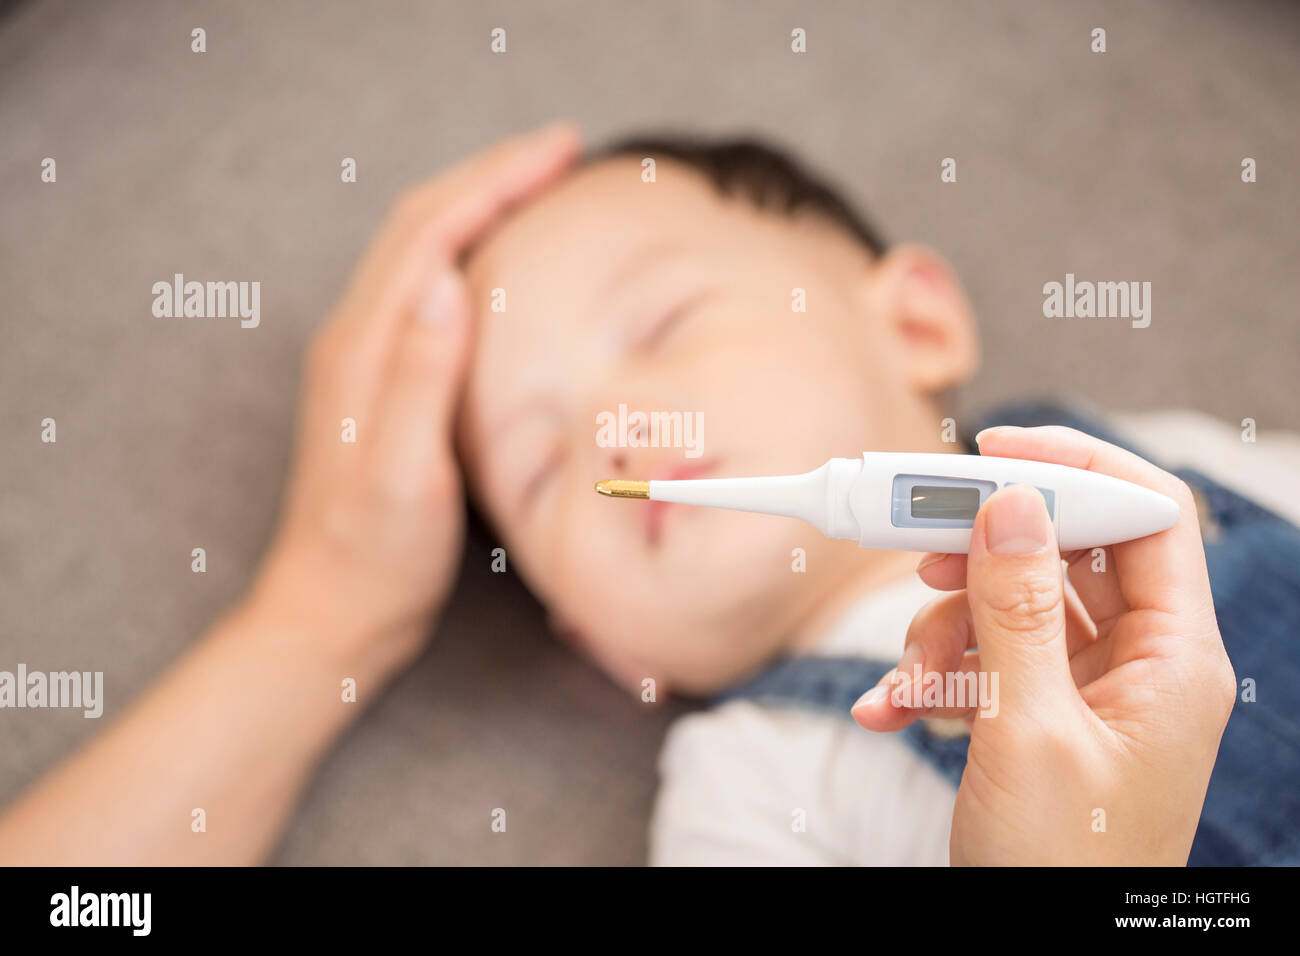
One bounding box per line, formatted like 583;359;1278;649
646;453;1179;554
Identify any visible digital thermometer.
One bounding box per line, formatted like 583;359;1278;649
595;453;1179;553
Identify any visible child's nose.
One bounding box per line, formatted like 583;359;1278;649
603;449;629;474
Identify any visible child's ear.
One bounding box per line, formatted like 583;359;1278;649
869;244;979;394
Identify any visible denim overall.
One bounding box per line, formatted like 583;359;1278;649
717;402;1300;865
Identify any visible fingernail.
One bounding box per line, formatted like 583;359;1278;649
853;685;890;709
974;425;1019;445
985;486;1051;554
916;552;946;573
419;271;463;326
534;120;579;144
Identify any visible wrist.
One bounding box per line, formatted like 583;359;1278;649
244;545;433;679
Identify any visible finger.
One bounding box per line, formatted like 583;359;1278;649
853;652;984;731
915;552;966;591
1066;630;1115;688
975;426;1209;622
922;547;1128;644
313;122;581;409
856;591;980;731
1061;575;1099;654
922;533;1127;645
394;121;581;248
852;595;967;728
1063;544;1128;639
965;484;1076;715
853;584;1094;732
894;592;978;698
297;242;448;475
917;554;1097;656
338;122;581;324
368;269;472;501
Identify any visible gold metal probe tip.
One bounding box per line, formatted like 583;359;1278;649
594;478;650;499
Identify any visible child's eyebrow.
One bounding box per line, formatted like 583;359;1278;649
591;240;687;306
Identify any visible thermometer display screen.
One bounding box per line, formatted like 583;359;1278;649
911;485;980;520
891;474;997;530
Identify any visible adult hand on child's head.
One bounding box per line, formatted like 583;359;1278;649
253;123;582;668
852;427;1237;865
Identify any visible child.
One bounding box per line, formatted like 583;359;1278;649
453;137;1300;864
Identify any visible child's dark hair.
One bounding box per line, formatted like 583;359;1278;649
593;135;888;257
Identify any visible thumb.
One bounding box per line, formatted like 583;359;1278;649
966;484;1074;716
370;267;472;484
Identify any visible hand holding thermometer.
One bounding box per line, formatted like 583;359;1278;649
595;453;1179;553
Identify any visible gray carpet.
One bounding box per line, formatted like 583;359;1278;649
1;0;1296;865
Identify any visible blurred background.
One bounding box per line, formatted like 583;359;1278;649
1;0;1296;864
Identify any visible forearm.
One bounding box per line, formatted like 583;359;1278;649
0;590;416;865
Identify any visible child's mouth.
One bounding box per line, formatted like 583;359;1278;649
644;459;720;545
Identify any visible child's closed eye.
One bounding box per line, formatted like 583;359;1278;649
632;288;718;351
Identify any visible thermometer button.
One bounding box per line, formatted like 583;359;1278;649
1000;483;1055;519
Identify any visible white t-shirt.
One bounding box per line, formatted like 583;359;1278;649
649;411;1300;865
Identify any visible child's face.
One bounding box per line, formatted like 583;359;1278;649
459;157;976;694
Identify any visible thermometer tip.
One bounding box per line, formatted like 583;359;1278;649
595;478;650;499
